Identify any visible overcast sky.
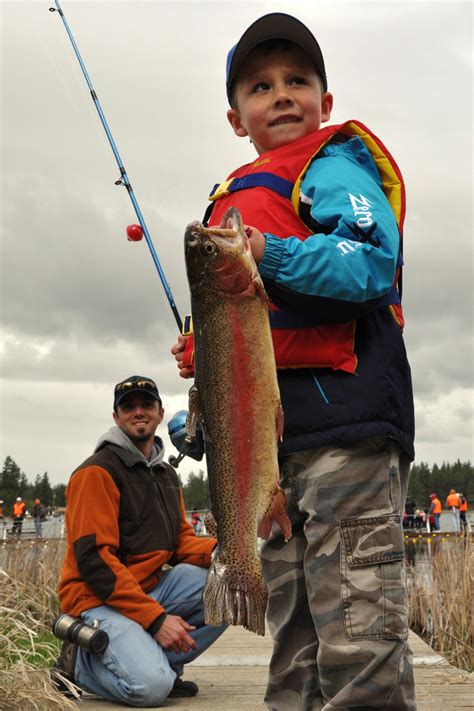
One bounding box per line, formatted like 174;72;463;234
1;0;472;487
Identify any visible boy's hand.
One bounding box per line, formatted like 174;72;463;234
244;225;266;264
154;615;197;654
171;335;194;379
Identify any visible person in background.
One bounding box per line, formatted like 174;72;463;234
191;509;203;535
446;489;461;532
53;376;227;706
429;493;442;531
404;498;416;529
12;496;26;537
0;499;4;521
459;493;468;532
414;509;425;530
32;498;46;538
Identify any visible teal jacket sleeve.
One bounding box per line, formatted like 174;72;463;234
258;136;401;321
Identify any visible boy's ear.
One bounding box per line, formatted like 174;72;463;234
321;92;334;123
227;108;249;138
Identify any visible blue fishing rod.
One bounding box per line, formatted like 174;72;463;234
49;0;182;332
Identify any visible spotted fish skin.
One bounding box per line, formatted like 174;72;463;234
184;207;291;636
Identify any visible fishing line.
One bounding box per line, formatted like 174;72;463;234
49;0;182;332
39;32;82;117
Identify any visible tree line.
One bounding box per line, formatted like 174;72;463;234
1;455;472;514
0;456;66;512
178;470;212;511
407;460;472;508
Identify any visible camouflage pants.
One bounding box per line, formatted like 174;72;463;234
260;438;416;710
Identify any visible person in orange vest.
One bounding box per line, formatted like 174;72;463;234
0;499;4;520
429;493;442;531
446;489;461;532
459;493;468;532
12;496;26;537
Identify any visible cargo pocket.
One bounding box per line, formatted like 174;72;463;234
340;514;408;641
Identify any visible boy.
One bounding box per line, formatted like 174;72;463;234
172;13;415;710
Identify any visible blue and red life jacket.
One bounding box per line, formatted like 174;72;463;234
203;121;405;374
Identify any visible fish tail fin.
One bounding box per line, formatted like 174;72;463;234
258;484;292;541
204;560;267;636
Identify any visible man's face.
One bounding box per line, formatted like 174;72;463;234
227;45;333;155
113;394;164;445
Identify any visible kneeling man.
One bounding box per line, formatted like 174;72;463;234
54;375;226;706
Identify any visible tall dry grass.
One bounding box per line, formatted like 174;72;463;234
0;539;77;710
408;537;474;672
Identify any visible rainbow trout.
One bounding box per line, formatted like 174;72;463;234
184;207;291;636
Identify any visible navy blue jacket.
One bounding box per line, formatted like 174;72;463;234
257;136;415;460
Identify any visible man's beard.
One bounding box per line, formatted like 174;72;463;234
128;425;151;444
129;432;150;443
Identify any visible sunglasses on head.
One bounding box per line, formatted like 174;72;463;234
115;379;157;393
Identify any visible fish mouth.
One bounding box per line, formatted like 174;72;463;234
268;114;302;127
185;223;240;250
185;208;258;295
185;221;208;248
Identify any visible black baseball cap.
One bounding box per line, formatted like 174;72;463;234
226;13;328;104
114;376;161;409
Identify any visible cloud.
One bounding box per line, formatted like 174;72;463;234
1;1;472;485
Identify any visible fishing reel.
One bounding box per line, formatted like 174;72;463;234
168;410;205;468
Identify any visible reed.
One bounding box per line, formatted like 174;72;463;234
0;539;77;710
408;538;474;672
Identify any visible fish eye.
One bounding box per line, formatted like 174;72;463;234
203;241;216;254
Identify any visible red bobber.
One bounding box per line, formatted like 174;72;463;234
126;224;144;242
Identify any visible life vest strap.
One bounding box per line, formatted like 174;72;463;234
209;172;293;201
268;285;400;331
378;285;401;308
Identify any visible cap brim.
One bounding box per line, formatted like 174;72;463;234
114;389;161;408
227;13;327;99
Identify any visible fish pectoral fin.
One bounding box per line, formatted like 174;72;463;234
186;385;211;442
186;385;201;438
254;274;270;305
257;485;292;542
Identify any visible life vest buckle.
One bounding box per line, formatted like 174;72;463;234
209;178;234;201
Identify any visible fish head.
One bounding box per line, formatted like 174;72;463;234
185;208;261;297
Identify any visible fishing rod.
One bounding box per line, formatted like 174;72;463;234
49;0;182;332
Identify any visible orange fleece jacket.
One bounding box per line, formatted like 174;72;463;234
58;446;215;633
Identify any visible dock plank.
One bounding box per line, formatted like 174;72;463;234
77;627;474;710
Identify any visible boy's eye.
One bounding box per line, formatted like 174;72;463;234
289;76;307;86
252;81;270;93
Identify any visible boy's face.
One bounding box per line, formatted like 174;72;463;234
227;45;333;155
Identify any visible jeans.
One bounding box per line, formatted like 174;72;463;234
12;518;23;536
451;507;461;532
433;513;441;531
75;563;227;707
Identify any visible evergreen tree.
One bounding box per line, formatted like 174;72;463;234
407;460;473;507
182;470;211;511
52;483;66;508
18;472;30;509
0;456;23;510
32;473;42;498
37;472;53;505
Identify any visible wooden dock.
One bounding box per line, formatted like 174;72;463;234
77;625;474;710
